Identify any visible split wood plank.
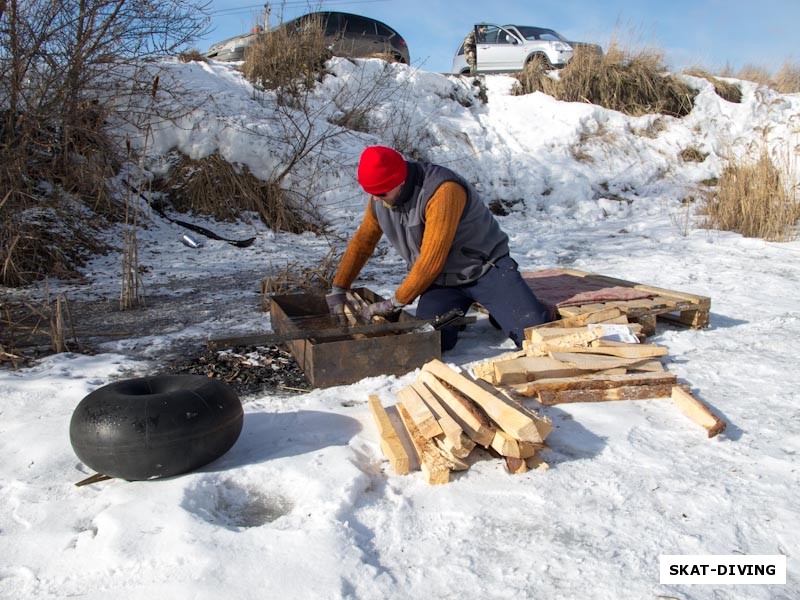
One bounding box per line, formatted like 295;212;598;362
472;376;554;442
505;456;529;475
432;437;470;470
626;359;665;372
350;291;388;324
548;351;652;371
396;386;443;439
511;371;678;396
418;370;496;448
531;307;623;329
518;440;540;459
422;359;543;444
526;326;603;344
494;356;587;385
502;394;553;441
578;343;669;358
671;386;727;438
597;315;630;325
538;382;674;405
396;402;450;485
434;433;473;460
525;454;550;470
368;395;410;475
411;381;475;457
593;367;628;376
472;350;526;382
491;429;520;457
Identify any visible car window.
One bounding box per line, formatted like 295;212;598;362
514;26;566;42
538;32;561;41
342;15;377;36
481;26;502;44
287;13;334;35
375;23;395;38
322;13;340;36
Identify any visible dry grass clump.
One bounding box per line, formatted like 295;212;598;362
734;64;774;88
775;61;800;93
717;60;800;93
515;45;696;117
242;15;331;92
683;68;742;103
679;147;708;163
156;153;323;234
178;49;206;63
702;151;799;241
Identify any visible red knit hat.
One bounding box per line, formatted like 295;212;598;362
357;146;407;195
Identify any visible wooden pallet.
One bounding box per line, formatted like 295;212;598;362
524;269;710;337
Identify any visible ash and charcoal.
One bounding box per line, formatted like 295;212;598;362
164;344;310;397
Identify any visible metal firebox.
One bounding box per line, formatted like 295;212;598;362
269;288;441;388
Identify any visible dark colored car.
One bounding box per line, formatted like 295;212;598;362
203;11;410;64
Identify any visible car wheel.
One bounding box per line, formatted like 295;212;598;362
526;54;552;71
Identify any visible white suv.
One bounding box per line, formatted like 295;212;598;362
452;24;576;74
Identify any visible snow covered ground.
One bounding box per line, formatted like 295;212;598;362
1;58;798;599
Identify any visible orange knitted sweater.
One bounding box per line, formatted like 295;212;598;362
333;181;467;305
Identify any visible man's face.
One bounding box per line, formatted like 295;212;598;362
371;181;403;207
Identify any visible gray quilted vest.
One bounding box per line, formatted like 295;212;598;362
373;162;509;286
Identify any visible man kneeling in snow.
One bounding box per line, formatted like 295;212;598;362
326;145;550;351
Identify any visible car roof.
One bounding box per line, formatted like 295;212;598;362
502;25;559;34
206;31;258;50
285;11;402;35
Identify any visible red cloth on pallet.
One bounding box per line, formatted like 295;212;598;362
522;269;654;317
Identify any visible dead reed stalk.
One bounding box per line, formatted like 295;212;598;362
702;150;799;241
260;247;341;310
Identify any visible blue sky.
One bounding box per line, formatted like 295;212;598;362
196;0;799;74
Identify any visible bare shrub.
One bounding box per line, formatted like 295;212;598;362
736;64;774;88
242;14;331;95
0;0;212;286
156;153;322;234
701;151;799;241
515;44;696;117
683;68;742;103
775;61;800;94
0;288;80;365
260;247;341;310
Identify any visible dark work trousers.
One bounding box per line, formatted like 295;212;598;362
416;256;551;351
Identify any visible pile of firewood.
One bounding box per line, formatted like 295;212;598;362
369;359;553;485
370;308;726;485
471;306;725;436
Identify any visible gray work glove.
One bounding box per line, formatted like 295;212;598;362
359;296;404;322
325;286;350;322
